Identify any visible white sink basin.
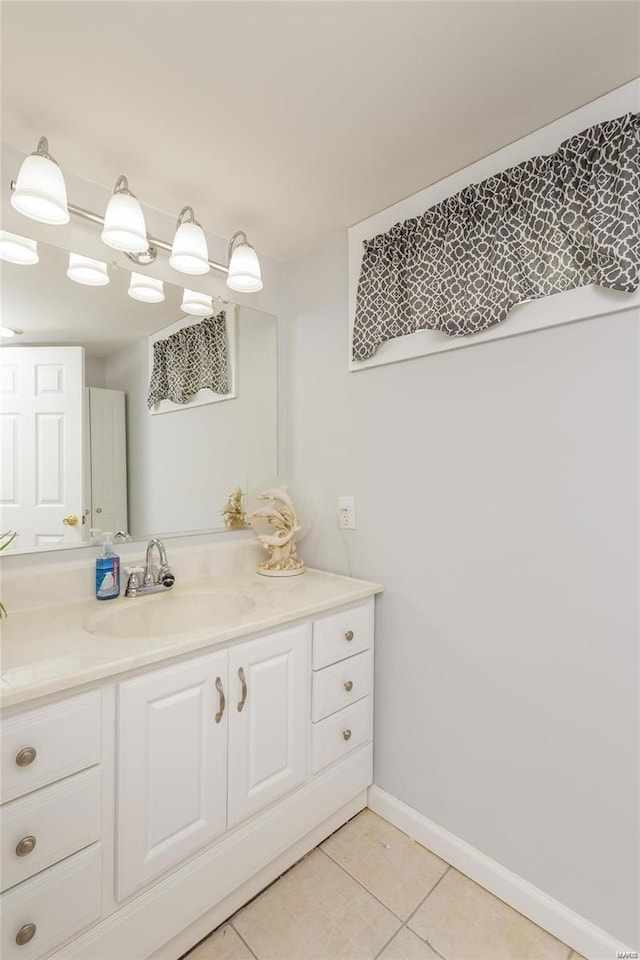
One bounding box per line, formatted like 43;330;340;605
90;590;255;640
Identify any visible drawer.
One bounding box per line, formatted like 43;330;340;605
311;697;371;774
1;691;101;804
0;843;101;960
312;650;372;722
1;767;101;892
312;600;373;669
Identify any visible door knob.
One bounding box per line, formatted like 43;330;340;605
16;836;36;857
63;515;78;526
16;923;36;946
15;746;37;767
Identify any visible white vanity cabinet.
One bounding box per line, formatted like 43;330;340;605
0;692;103;960
116;649;229;901
116;625;310;899
228;624;310;827
0;586;378;960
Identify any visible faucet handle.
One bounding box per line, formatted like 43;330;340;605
125;566;144;597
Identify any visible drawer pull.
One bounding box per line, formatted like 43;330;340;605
344;680;354;692
16;924;37;946
16;835;37;857
16;746;37;767
343;729;352;741
237;667;248;712
215;676;225;723
345;630;354;642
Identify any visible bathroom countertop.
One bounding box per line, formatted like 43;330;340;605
0;569;382;710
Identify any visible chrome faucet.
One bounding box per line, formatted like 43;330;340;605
125;538;175;597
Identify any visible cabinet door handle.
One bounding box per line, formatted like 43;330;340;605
214;677;225;723
344;680;353;692
237;667;248;712
16;747;37;767
16;835;36;857
345;630;354;642
343;729;352;741
16;923;37;946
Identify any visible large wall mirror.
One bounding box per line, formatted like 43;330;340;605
0;238;278;554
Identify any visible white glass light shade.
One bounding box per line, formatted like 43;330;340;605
128;272;164;303
0;231;39;265
101;191;148;253
66;253;109;286
169;220;210;275
181;288;213;317
11;153;69;225
226;241;263;292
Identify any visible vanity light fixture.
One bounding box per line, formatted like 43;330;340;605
10;139;264;292
128;272;164;303
0;326;24;338
66;253;109;286
101;176;149;253
0;231;39;265
10;137;69;225
181;288;213;317
226;232;263;293
169;207;210;275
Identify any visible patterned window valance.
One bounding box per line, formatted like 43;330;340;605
147;312;230;408
353;112;639;361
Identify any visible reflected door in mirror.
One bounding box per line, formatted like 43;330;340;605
1;346;84;549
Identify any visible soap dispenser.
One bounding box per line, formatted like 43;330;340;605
96;531;120;601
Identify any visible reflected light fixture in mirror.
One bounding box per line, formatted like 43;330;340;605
128;272;164;302
10;137;70;225
67;253;109;286
226;231;263;292
181;288;213;316
101;175;148;253
0;231;39;265
0;326;23;338
169;207;210;275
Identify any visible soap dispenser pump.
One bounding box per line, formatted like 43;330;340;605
96;531;120;601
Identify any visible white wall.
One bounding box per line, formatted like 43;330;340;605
105;308;278;537
286;235;638;947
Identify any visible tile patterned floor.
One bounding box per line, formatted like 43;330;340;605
183;810;578;960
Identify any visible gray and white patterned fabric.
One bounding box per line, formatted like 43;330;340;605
147;312;230;407
353;112;639;361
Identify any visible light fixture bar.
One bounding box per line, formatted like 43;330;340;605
9;179;229;275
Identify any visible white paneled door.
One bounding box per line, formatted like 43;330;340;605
116;650;229;901
228;625;311;827
0;346;84;549
86;387;127;533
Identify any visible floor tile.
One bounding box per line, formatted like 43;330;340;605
187;924;255;959
321;809;448;920
407;868;569;960
377;926;441;959
233;848;401;960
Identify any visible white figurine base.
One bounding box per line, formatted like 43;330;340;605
256;565;305;578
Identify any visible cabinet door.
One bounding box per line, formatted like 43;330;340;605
228;625;310;827
116;649;228;900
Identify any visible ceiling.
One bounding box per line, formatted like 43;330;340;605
1;2;638;261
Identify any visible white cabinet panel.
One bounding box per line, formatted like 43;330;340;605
311;697;372;774
228;625;310;827
117;650;228;900
312;650;372;722
0;691;101;804
312;599;374;669
1;767;101;892
0;843;101;960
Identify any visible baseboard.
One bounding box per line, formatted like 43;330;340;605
367;785;633;960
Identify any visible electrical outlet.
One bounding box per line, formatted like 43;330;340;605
338;496;356;530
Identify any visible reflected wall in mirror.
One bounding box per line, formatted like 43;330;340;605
0;238;278;554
